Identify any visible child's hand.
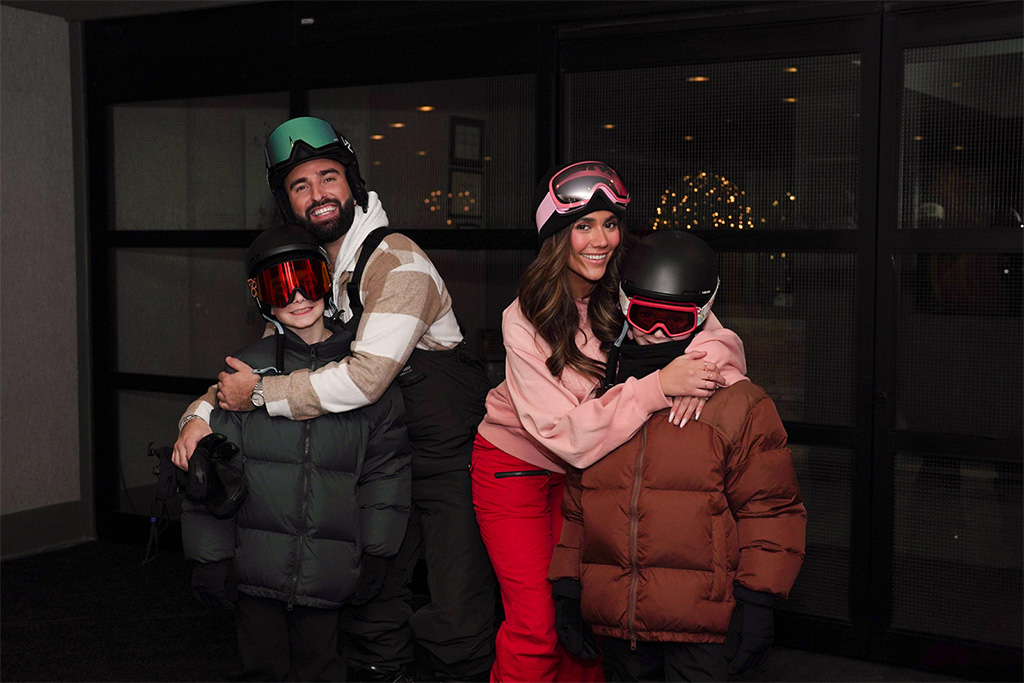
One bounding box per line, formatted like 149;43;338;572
668;396;708;427
658;350;725;399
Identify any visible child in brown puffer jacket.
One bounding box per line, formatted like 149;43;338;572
548;231;807;682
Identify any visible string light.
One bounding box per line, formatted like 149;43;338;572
651;172;755;230
422;188;477;215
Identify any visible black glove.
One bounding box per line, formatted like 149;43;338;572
187;433;247;519
552;578;601;660
725;584;776;675
191;559;237;611
351;554;390;605
149;443;187;502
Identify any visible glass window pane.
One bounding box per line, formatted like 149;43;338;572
567;54;860;231
111;94;289;231
716;252;856;426
892;453;1022;646
310;76;536;230
899;39;1024;230
895;252;1022;437
117;389;188;518
425;248;536;386
115;248;267;378
784;444;851;621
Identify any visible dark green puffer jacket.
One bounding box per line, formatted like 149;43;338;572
181;319;411;609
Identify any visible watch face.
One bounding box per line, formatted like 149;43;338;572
251;393;265;407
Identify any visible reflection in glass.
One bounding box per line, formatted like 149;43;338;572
425;248;536;387
116;248;267;379
310;76;535;231
899;39;1024;230
117;390;191;517
784;444;851;621
892;453;1022;647
111;94;289;231
567;54;861;231
895;252;1022;438
716;252;856;426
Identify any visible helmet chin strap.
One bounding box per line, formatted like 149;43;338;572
603;320;631;391
250;312;285;376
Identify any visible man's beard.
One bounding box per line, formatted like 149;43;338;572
298;197;357;244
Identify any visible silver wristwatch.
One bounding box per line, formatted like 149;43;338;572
250;376;265;408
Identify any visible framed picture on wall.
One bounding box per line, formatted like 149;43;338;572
450;116;484;168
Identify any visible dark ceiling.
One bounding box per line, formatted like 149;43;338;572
0;0;259;22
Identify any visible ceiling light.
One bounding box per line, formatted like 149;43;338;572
782;97;798;103
603;124;615;129
687;76;709;82
418;106;435;112
370;134;384;140
784;67;798;73
389;122;405;128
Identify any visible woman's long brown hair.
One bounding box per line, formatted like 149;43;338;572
517;224;634;384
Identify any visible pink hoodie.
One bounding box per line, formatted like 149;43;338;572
477;298;747;473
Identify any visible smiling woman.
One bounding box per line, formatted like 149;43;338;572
466;160;748;681
565;210;621;298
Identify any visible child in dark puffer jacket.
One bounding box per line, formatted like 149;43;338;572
181;223;411;682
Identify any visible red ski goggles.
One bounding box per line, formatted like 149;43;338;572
248;258;332;308
535;161;631;230
619;282;719;338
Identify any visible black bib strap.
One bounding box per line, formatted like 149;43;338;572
346;227;395;330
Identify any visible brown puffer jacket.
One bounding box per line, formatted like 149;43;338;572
549;380;806;644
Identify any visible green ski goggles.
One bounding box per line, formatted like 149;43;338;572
264;116;346;170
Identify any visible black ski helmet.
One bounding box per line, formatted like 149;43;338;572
264;116;369;221
245;222;333;317
620;230;719;310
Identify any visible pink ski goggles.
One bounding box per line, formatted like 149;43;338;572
535;161;631;232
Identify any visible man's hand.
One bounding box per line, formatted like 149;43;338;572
172;418;212;471
217;357;259;411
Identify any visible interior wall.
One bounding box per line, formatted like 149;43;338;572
1;4;93;556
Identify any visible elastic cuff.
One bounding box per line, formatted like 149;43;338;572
635;372;673;413
551;577;582;600
733;583;777;607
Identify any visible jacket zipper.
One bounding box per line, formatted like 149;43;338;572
289;345;318;610
494;469;550;479
627;424;648;650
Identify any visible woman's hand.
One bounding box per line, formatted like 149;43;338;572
668;395;708;427
658;349;724;399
